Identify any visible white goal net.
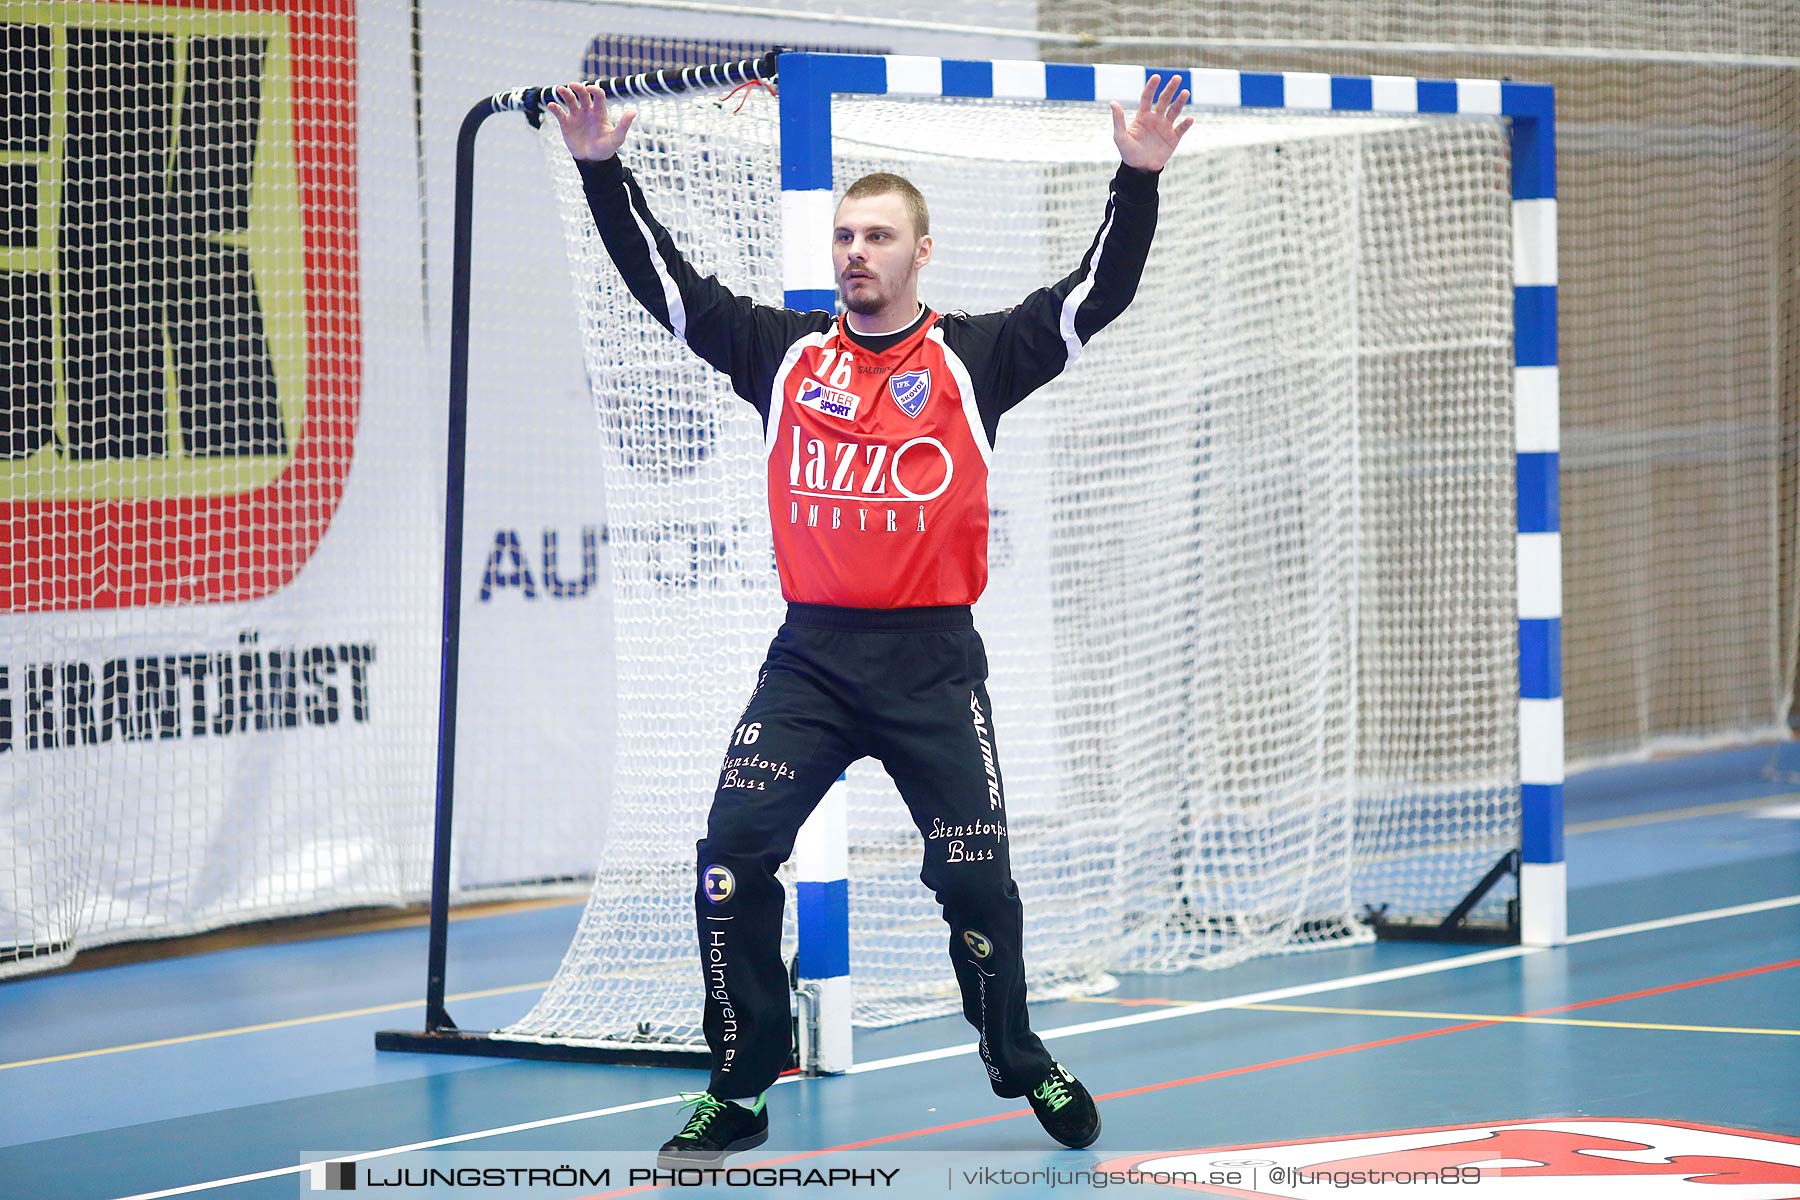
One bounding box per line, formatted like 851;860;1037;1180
498;85;1519;1051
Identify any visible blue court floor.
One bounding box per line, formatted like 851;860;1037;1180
2;742;1798;1199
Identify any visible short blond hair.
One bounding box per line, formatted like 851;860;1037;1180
842;172;929;238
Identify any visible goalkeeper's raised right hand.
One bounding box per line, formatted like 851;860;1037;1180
548;82;636;162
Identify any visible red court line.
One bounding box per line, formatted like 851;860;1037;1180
1520;956;1800;1017
583;956;1800;1198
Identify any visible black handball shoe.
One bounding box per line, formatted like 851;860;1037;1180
1027;1063;1101;1149
656;1092;769;1168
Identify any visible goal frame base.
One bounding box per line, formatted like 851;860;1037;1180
373;1027;717;1069
1363;850;1522;944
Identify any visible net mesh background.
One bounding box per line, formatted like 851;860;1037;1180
1030;0;1800;762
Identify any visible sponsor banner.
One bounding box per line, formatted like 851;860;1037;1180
0;0;437;964
1;0;358;612
0;0;609;964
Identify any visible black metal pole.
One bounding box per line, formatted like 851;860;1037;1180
420;97;493;1034
392;45;780;1050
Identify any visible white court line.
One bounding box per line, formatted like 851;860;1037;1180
111;892;1800;1200
1561;893;1800;944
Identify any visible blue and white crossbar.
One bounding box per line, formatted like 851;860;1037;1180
781;51;1564;1070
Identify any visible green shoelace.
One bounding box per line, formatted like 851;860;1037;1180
1032;1073;1072;1113
674;1092;728;1139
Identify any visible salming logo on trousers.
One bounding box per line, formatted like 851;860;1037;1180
970;691;1002;811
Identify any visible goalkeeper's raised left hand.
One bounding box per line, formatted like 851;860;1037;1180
549;81;636;162
1112;74;1193;172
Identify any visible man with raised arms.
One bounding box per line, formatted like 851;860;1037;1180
550;70;1192;1165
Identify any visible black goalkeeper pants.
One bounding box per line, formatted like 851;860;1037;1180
694;602;1056;1100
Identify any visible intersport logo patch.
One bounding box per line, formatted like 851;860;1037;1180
1099;1118;1800;1198
796;377;861;422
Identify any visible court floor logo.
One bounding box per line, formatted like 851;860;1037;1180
2;1;361;611
1099;1118;1800;1197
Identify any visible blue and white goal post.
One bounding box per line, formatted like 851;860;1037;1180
776;52;1564;1075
